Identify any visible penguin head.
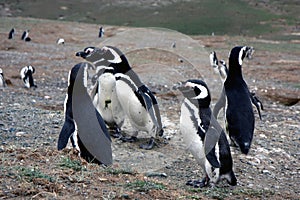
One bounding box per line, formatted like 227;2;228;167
0;68;3;75
76;46;130;73
228;46;253;67
178;79;211;107
230;133;252;154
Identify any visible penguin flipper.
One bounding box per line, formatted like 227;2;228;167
204;123;222;168
57;118;75;150
250;92;263;120
213;87;226;119
138;85;163;135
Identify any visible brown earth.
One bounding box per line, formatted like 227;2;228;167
0;18;299;199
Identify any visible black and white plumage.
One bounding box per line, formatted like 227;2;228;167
76;46;164;150
20;66;37;88
224;46;256;154
8;28;15;39
57;62;112;165
210;50;263;121
98;26;104;38
21;30;31;41
0;68;5;87
56;38;65;45
178;79;237;187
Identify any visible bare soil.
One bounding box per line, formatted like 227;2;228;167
0;18;299;199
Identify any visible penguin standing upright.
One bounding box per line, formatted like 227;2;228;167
98;26;104;38
57;62;112;165
0;68;5;87
21;30;31;41
76;46;164;150
224;46;256;154
8;28;15;39
20;66;37;88
75;47;125;138
178;79;237;187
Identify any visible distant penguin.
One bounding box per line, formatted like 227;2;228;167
178;79;237;187
98;26;104;38
76;46;164;150
57;62;112;165
224;46;256;154
56;38;65;45
20;66;37;88
8;28;15;39
0;68;5;87
21;30;31;41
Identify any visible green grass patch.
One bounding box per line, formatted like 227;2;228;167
18;167;54;182
58;157;86;171
105;167;135;175
126;180;166;192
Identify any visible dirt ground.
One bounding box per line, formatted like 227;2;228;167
0;18;299;199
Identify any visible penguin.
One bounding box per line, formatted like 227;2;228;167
75;47;125;138
8;28;15;39
98;26;104;38
209;50;263;120
178;79;237;187
20;66;37;88
76;46;164;150
0;68;5;87
224;46;256;154
57;62;112;165
21;30;31;41
56;38;65;45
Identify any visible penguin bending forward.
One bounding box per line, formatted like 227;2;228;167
224;46;257;154
20;66;37;88
57;62;112;165
76;46;164;150
76;47;125;138
178;79;237;187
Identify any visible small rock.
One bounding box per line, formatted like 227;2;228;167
16;131;26;137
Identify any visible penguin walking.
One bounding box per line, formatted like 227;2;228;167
209;50;263;121
21;30;31;41
178;79;237;187
8;28;15;39
98;26;104;38
57;62;112;165
0;68;6;87
75;47;125;138
224;46;257;154
76;46;164;150
20;66;37;88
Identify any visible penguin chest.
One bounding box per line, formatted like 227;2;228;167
180;101;206;167
95;74;116;123
116;81;152;130
0;75;4;87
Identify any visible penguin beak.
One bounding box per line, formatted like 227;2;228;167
75;51;87;58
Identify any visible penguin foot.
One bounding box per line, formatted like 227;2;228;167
121;136;137;143
111;127;122;138
186;177;209;188
139;137;157;150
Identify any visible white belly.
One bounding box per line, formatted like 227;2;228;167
116;80;154;134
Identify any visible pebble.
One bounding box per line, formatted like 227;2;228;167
16;131;27;137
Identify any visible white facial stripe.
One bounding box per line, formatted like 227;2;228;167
85;47;95;54
185;82;208;99
93;58;105;65
83;64;88;87
238;46;247;66
103;46;122;63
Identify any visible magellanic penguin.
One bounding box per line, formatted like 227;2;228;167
178;79;237;187
8;28;15;39
76;46;164;150
20;66;37;88
57;62;112;165
209;50;263;121
75;47;125;138
21;30;31;42
224;46;257;154
0;68;6;87
99;26;104;38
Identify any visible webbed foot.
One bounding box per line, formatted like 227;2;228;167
121;136;137;143
140;137;157;150
186;177;209;188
